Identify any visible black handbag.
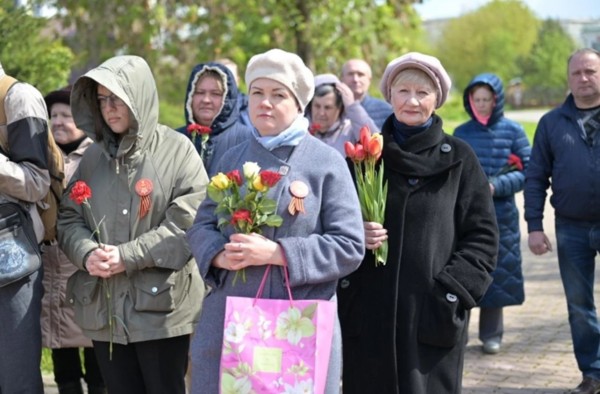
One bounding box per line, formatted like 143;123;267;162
0;202;41;287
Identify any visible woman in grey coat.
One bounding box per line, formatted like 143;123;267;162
187;48;365;393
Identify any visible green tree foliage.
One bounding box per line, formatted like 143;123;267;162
33;0;425;106
433;0;539;92
518;19;575;103
0;0;73;94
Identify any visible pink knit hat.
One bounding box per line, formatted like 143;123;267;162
379;52;451;108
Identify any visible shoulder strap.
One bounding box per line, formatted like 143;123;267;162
0;75;19;153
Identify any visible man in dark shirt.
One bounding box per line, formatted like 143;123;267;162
525;48;600;394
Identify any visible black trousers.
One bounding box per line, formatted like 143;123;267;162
93;335;190;394
52;347;104;388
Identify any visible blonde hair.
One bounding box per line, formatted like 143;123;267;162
391;68;436;93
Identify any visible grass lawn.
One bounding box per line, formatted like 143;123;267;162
41;348;53;374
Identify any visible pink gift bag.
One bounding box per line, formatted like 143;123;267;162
219;265;336;394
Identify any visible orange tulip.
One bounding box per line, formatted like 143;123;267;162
344;141;356;160
354;144;366;161
359;126;371;149
367;133;383;160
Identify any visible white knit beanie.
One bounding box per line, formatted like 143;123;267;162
245;48;315;111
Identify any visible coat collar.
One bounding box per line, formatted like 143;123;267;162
382;114;460;177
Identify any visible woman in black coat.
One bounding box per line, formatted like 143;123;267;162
338;52;499;394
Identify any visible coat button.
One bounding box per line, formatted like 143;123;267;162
441;143;452;153
446;293;457;303
69;298;74;304
122;209;128;215
151;286;158;294
408;178;419;186
340;279;350;289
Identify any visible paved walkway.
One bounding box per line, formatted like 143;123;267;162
462;192;600;394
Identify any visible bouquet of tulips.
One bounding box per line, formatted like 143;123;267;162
207;162;284;283
344;126;388;266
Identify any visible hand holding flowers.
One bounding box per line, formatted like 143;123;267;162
69;180;124;358
344;126;389;266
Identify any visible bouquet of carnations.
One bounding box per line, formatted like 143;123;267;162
207;162;284;283
344;126;388;266
187;123;211;159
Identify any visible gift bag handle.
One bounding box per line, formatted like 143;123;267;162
255;263;294;304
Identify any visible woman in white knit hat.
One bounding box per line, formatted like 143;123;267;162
337;52;499;394
187;49;365;393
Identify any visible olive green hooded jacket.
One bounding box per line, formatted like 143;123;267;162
58;55;208;344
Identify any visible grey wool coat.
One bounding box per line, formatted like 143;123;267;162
338;114;499;394
186;133;365;393
58;56;208;344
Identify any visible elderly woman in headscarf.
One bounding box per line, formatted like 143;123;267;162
187;49;364;393
337;52;499;394
305;73;378;157
178;62;253;176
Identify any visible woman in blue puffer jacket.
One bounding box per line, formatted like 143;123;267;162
454;73;531;355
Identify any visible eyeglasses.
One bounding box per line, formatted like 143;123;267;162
98;94;126;109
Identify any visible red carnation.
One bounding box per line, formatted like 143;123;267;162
69;181;92;205
309;123;322;135
186;124;211;135
507;154;523;171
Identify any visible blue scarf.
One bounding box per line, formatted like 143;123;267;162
391;116;433;145
255;115;308;151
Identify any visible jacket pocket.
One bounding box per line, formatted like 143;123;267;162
417;282;466;348
66;271;107;330
131;266;190;312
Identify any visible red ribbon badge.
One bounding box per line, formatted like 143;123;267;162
135;179;153;219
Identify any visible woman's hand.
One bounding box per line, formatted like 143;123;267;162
336;82;355;107
217;233;285;271
84;244;125;278
364;221;388;250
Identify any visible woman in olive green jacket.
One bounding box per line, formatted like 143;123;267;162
58;55;208;394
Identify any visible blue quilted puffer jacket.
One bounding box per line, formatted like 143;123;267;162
454;73;531;308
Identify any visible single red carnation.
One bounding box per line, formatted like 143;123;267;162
309;123;322;135
69;180;92;205
507;153;523;171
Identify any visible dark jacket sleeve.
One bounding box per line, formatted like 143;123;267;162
524;116;553;233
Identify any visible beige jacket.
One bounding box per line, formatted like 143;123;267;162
0;67;50;241
41;138;93;348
